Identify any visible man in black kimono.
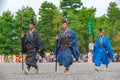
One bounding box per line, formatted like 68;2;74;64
22;19;44;75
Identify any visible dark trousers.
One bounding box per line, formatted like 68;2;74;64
27;64;38;71
26;49;38;70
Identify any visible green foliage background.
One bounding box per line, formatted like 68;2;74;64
0;1;120;54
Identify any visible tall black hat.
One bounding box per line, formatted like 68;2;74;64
62;18;68;24
99;29;104;33
29;19;35;25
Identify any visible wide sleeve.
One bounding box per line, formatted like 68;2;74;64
69;30;80;60
34;30;44;51
104;37;114;60
105;37;113;52
69;31;78;46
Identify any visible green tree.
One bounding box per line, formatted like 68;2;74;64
38;1;60;52
107;2;120;26
113;20;120;35
0;10;14;54
77;7;96;53
113;32;120;53
95;15;110;39
60;0;83;16
106;2;120;43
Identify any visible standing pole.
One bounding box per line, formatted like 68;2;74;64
55;29;58;72
22;6;25;70
93;34;95;43
55;49;58;72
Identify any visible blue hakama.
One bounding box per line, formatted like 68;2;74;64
93;36;114;67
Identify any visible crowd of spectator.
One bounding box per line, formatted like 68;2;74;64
0;53;120;63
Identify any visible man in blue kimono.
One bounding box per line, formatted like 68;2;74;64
54;18;80;75
93;29;114;71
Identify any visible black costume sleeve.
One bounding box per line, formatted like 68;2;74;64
34;30;44;51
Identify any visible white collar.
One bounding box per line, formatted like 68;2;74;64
29;28;35;34
64;28;69;32
100;36;104;41
100;36;104;38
